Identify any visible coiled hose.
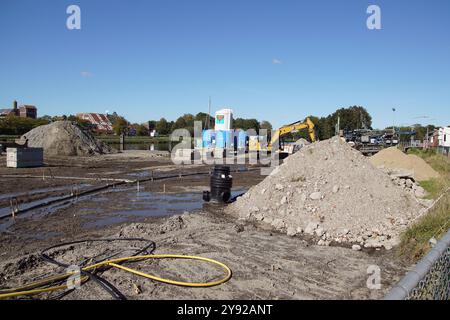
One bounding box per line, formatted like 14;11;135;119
0;238;232;300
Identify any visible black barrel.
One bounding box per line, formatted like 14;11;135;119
203;165;233;203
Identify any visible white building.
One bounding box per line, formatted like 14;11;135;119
438;127;450;147
214;108;233;131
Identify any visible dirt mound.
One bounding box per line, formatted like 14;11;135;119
370;147;439;181
228;137;424;249
22;121;112;156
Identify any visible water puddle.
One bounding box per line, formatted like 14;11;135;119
81;187;247;230
0;185;248;233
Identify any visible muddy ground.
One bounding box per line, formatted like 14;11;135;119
0;151;411;299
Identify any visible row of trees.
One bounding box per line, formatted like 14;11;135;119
146;107;370;140
395;124;437;141
151;113;272;136
0;115;50;135
281;106;372;141
288;106;438;142
1;106;438;142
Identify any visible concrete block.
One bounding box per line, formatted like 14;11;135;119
6;147;43;168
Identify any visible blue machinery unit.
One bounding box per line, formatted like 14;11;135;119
201;129;247;151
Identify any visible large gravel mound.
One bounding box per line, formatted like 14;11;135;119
22;121;112;156
228;137;425;249
370;147;439;181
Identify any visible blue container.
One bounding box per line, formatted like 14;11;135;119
202;129;214;148
238;130;247;149
224;130;233;149
215;130;226;149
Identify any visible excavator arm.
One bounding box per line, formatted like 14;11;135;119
268;117;316;151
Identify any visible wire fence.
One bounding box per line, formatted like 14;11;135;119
385;228;450;300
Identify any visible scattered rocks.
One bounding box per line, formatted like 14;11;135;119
304;222;319;235
228;137;422;249
309;192;322;200
352;245;362;251
388;174;428;198
159;215;185;234
414;186;426;198
286;227;298;237
233;224;245;233
315;227;325;238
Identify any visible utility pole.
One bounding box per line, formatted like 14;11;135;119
392;108;396;133
205;96;211;130
335;116;340;136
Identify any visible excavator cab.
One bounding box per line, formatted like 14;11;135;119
248;117;316;158
269;117;316;155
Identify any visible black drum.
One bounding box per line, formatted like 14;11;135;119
203;165;233;203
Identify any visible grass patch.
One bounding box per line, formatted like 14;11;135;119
0;135;20;142
407;148;450;199
399;193;450;261
408;148;450;177
96;135;171;143
399;148;450;261
419;179;447;199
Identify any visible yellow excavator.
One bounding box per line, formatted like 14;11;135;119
249;117;316;154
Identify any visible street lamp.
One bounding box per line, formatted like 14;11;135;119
392;108;396;133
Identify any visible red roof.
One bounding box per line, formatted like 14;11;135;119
76;113;113;132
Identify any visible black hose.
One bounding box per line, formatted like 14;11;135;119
39;238;156;300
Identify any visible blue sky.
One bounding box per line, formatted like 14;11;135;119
0;0;449;129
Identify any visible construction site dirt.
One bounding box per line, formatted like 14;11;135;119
0;151;410;300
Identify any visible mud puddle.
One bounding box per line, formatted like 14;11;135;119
0;184;247;233
80;187;247;230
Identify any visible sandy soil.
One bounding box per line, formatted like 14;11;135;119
370;147;440;181
0;151;410;300
0;210;409;300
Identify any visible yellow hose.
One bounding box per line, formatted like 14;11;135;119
0;254;232;299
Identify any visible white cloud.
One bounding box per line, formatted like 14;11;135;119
272;58;282;65
81;71;93;77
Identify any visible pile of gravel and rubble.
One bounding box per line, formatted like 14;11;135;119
22;121;112;156
370;147;439;181
228;137;427;250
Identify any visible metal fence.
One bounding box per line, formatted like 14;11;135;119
385;228;450;300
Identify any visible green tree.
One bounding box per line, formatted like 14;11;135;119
259;120;272;131
329;106;372;133
156;118;171;135
0;115;50;135
195;112;214;129
112;117;128;135
135;124;149;136
233;118;260;131
171;114;195;135
147;120;157;131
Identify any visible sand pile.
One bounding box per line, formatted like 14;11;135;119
370;147;439;181
228;137;425;250
22;121;112;156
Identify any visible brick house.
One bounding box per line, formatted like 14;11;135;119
0;101;37;119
